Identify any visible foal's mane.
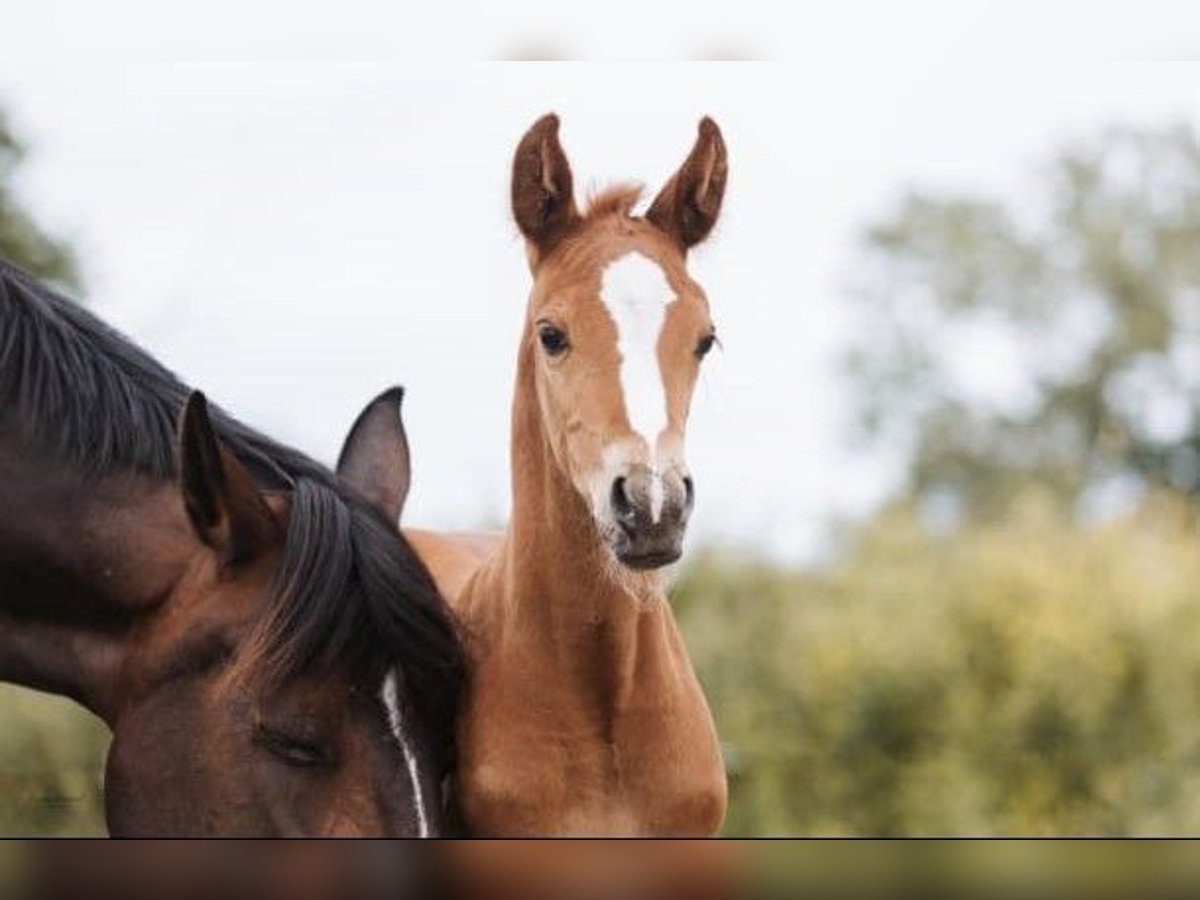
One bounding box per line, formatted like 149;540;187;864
0;258;464;764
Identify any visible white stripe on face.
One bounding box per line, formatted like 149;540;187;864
600;251;674;519
381;669;430;838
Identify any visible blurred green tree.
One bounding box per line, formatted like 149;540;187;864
674;492;1200;835
847;125;1200;520
0;108;81;291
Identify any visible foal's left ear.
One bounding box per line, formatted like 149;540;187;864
178;391;279;567
646;117;728;252
336;387;411;525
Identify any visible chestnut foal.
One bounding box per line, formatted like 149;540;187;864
345;115;729;835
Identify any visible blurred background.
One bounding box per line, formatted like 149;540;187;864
1;42;1199;834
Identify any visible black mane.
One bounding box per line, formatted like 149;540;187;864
0;258;464;767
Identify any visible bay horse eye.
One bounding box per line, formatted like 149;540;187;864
254;725;333;769
537;324;570;356
695;333;717;359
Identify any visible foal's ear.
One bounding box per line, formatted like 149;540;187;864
512;112;580;262
178;391;278;567
646;117;728;251
336;386;411;525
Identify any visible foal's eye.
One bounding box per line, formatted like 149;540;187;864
695;332;718;359
254;725;333;769
537;323;570;356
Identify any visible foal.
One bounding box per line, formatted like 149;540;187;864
0;261;464;835
353;115;729;835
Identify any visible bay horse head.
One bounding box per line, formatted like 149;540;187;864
509;114;727;571
0;261;464;835
101;392;461;836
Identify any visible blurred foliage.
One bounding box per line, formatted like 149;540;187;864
675;491;1200;835
848;124;1200;520
0;685;108;835
0;107;81;291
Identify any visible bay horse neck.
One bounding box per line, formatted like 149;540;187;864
0;439;195;720
504;319;669;630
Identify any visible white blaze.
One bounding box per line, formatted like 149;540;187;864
600;251;673;521
381;669;430;838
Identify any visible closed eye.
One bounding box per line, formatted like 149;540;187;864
254;724;335;769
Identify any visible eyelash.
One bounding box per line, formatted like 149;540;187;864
254;725;333;769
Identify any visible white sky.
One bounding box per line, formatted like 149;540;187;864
2;14;1199;559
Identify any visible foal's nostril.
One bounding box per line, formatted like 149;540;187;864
611;477;636;528
683;476;695;511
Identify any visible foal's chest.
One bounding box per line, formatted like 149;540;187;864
456;670;727;836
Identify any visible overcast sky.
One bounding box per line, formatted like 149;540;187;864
2;28;1200;559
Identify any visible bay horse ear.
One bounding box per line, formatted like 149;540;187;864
336;386;411;525
178;391;278;567
646;117;728;251
511;113;580;261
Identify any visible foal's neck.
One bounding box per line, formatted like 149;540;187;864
502;344;669;645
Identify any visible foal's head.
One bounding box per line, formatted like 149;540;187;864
511;114;727;570
104;392;461;836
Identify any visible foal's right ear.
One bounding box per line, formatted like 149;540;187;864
511;113;580;263
178;392;278;567
336;387;411;525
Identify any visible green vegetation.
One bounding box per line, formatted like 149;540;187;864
0;109;81;291
676;493;1200;835
0;686;108;835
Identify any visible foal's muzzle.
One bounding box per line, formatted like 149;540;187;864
608;468;694;570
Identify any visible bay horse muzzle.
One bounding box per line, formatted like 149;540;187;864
609;468;694;570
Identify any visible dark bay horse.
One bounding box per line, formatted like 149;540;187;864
0;259;464;835
356;115;729;835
